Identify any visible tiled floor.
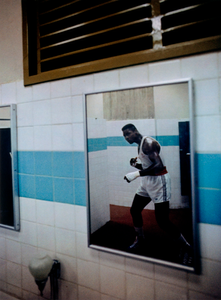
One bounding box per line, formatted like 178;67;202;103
0;291;19;300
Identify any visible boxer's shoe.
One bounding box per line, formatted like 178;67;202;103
180;244;193;266
128;236;145;250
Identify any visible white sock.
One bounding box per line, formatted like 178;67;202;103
178;234;190;246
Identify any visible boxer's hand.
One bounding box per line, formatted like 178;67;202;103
124;171;140;183
130;157;137;167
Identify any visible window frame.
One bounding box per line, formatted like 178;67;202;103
22;0;221;86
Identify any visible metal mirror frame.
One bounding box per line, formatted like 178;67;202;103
84;78;198;272
0;104;20;231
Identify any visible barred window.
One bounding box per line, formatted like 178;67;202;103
22;0;221;85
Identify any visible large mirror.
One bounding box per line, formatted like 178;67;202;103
85;79;197;272
0;104;19;231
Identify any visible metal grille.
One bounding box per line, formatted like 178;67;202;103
22;0;221;85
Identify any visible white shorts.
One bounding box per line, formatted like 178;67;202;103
136;173;171;203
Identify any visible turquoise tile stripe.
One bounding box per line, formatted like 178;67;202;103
87;137;107;152
18;150;221;225
197;188;221;225
88;135;179;152
196;153;221;226
18;151;86;206
196;153;221;189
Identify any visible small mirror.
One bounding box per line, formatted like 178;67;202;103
85;79;197;272
0;105;19;231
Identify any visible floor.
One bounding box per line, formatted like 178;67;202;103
91;205;193;266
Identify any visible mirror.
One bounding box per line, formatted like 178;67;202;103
0;104;19;231
85;79;197;272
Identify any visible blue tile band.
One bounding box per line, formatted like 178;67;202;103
87;135;179;152
18;151;86;206
18;150;221;226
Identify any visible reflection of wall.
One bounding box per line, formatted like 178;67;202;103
154;83;189;119
103;87;154;120
87;100;110;233
88;84;190;210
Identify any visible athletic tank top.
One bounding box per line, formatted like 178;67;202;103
138;136;165;169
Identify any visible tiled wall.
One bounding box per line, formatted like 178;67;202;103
0;51;220;300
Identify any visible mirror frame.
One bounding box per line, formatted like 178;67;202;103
84;78;198;272
0;104;20;231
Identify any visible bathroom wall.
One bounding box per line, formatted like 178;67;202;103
0;1;221;300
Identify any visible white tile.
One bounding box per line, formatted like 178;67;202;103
218;52;221;77
55;228;76;256
126;273;154;300
156;119;179;136
36;249;56;265
20;197;36;222
0;281;7;292
34;125;52;151
94;70;120;93
78;286;101;300
2;82;16;104
99;251;125;271
77;259;100;291
100;265;126;299
71;74;94;95
54;203;75;231
17;127;34;151
6;284;22;300
189;290;219;300
6;262;21;288
20;221;37;246
75;205;87;233
76;232;99;263
119;65;148;88
125;257;154;279
73;123;84;151
17;102;34;127
195;115;221;152
52;124;73;151
154;264;187;288
0;237;6;260
16;81;32;103
0;291;20;300
22;290;40;300
155;281;187;300
4;228;21;243
21;244;38;267
181;52;218;80
33;99;51;125
194;79;219;116
55;253;77;283
188;258;221;298
101;295;121;300
51;97;72;124
6;240;21;264
33;82;50;101
199;223;221;262
36;200;54;226
0;85;2;105
37;224;55;251
21;266;39;294
51;78;71;98
0;260;6;283
60;280;77;300
72;95;84;123
149;59;181;83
